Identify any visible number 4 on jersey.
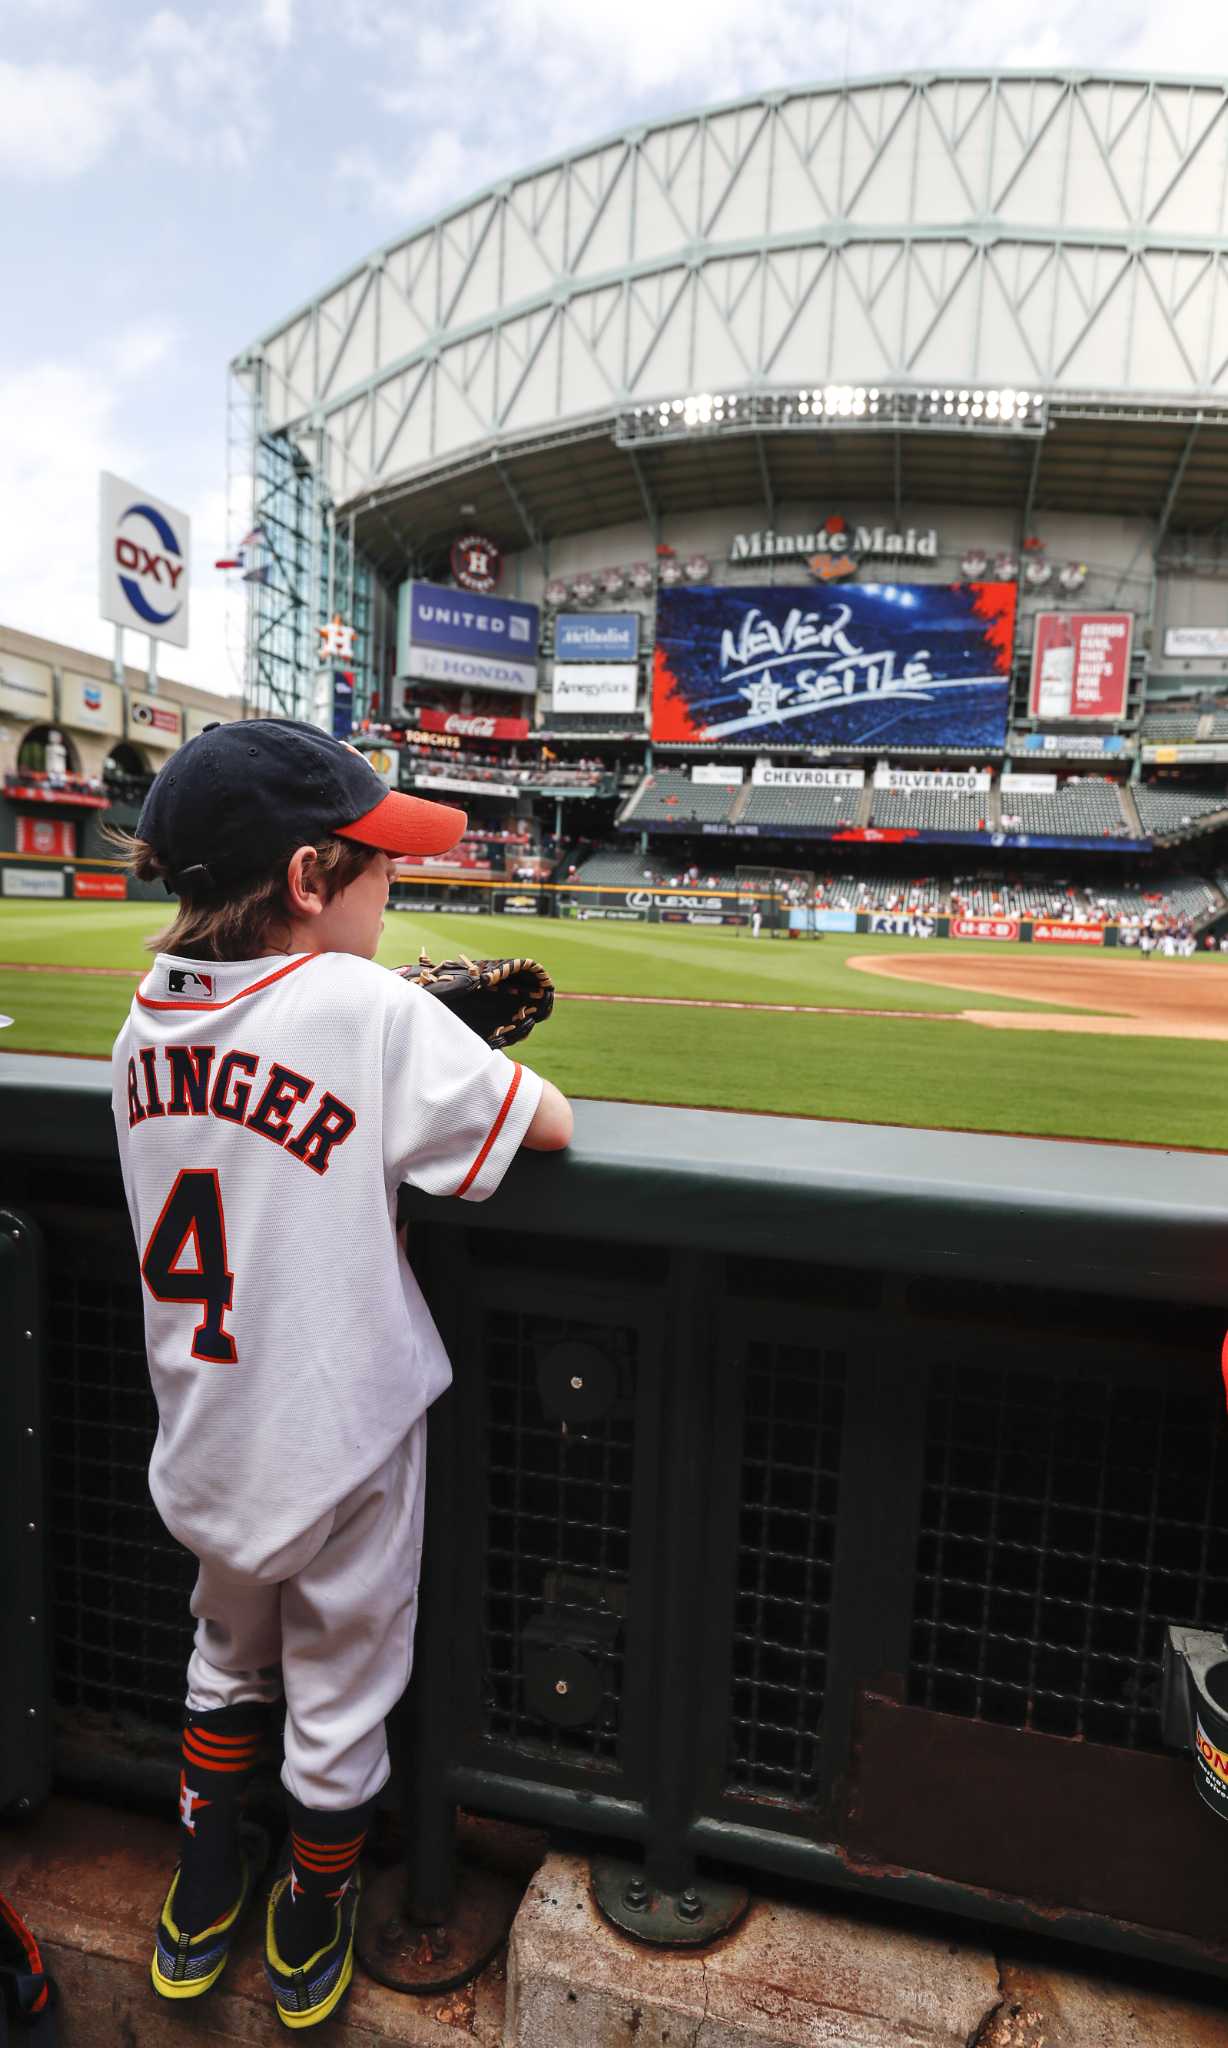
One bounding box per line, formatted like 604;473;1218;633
141;1169;237;1363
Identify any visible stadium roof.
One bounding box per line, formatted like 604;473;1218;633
236;71;1228;572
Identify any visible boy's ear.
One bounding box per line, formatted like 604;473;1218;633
285;845;324;918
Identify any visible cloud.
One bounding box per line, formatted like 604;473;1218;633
262;0;294;45
0;356;237;702
0;59;140;180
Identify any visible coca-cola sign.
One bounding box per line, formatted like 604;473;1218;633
416;707;530;742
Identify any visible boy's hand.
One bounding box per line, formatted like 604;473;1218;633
395;953;555;1051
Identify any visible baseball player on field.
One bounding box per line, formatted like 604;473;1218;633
109;719;572;2029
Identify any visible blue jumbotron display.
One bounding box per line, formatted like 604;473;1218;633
652;582;1018;751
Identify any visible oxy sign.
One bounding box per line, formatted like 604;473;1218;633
99;472;190;647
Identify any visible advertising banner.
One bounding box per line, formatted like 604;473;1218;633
1023;731;1126;755
752;763;864;788
0;652;54;723
99;472;190;648
661;909;750;927
402;643;536;695
417;707;531;741
814;908;857;932
551;663;638;713
868;911;938;938
1032;920;1105;945
952;916;1019;941
1146;743;1228;765
653;582;1016;749
495;891;545;915
555;614;640;662
1030;613;1133;720
693;764;745;785
873;766;991;791
16;817;75;857
2;867;63;898
362;745;400;788
397;579;538;695
60;669;122;736
73;871;126;899
411;773;520;799
126;692;182;749
1000;773;1057;794
574;905;647;921
1164;627;1228;659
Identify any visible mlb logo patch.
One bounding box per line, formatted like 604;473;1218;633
167;969;214;997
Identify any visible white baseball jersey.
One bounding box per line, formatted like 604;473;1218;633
111;950;543;1578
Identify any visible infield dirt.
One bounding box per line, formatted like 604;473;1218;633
851;952;1228;1039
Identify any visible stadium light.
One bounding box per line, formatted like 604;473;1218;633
615;385;1048;446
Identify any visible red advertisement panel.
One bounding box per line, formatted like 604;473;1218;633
417;707;530;742
952;916;1019;941
16;816;75;856
1029;613;1133;720
1031;920;1104;946
73;871;126;900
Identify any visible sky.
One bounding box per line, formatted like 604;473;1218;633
0;0;1224;702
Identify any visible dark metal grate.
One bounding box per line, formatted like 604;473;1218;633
725;1342;845;1804
481;1310;636;1768
910;1360;1228;1750
45;1235;194;1730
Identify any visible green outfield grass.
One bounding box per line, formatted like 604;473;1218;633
3;900;1227;1148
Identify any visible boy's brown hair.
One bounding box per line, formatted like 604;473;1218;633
107;826;377;961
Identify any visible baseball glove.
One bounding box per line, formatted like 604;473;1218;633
396;951;555;1051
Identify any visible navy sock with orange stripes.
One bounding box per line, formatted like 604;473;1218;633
172;1703;270;1935
273;1794;372;1969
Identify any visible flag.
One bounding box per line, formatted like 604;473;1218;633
242;564;274;586
216;526;266;572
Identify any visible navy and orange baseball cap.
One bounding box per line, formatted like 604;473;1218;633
139;718;467;892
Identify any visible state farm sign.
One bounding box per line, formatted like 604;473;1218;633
952;917;1018;941
1032;920;1104;945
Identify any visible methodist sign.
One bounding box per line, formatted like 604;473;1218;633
396;580;539;696
99;472;190;647
653;583;1016;749
555;614;639;662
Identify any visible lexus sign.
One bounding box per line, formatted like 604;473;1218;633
100;472;191;647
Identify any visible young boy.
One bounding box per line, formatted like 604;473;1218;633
109;719;572;2029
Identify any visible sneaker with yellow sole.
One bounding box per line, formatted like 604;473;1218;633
264;1867;360;2030
151;1823;268;2000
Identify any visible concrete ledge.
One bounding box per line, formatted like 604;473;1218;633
506;1853;1001;2047
9;1806;1228;2046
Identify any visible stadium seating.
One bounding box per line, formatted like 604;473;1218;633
740;785;861;828
1006;779;1128;836
1133;787;1228;835
867;791;986;832
625;772;738;824
1140;709;1205;740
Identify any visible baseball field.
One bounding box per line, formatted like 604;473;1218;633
3;899;1227;1150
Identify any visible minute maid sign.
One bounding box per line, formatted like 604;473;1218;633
730;515;938;565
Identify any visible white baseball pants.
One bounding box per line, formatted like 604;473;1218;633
184;1416;427;1809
